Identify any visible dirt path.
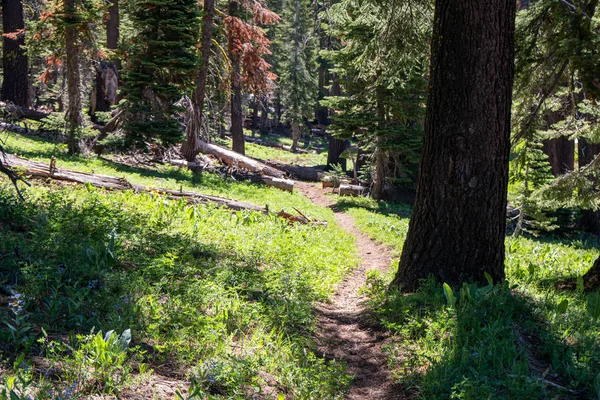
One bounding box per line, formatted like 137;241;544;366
295;182;405;400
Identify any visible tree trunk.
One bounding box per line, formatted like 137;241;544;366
228;1;245;155
106;0;119;52
327;135;347;170
64;0;83;154
579;139;600;234
1;0;28;107
316;64;329;125
326;73;346;170
392;0;516;291
583;255;600;291
259;99;269;132
291;122;300;152
372;83;387;200
181;0;215;161
90;0;119;123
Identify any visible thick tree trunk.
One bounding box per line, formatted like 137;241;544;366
392;0;516;291
181;0;215;161
228;1;245;155
1;0;28;107
64;0;83;154
327;135;347;170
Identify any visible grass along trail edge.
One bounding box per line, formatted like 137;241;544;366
295;182;406;400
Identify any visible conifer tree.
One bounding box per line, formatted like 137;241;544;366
323;0;430;197
224;0;279;155
2;0;29;107
121;0;200;150
277;0;317;152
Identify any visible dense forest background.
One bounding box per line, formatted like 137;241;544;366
4;0;600;220
2;0;600;398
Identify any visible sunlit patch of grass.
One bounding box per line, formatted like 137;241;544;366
0;133;357;398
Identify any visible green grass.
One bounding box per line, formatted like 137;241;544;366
340;196;600;399
2;133;327;217
0;133;357;399
214;131;329;167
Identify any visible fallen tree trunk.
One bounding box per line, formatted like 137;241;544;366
0;122;37;135
265;160;325;182
4;154;313;221
198;139;286;178
167;157;294;193
339;184;367;197
0;102;49;121
4;153;265;211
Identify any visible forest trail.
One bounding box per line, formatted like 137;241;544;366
295;182;405;400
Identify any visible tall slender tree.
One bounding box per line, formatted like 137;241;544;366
228;0;245;154
277;0;317;152
224;0;279;155
2;0;29;107
181;0;215;161
391;0;517;291
64;0;83;154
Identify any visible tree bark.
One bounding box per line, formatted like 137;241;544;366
106;0;119;52
543;136;575;176
392;0;516;291
181;0;215;161
1;0;28;107
64;0;83;154
583;255;600;291
372;83;387;200
579;139;600;234
90;0;119;123
229;1;245;155
326;74;347;170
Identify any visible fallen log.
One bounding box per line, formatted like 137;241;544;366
167;158;294;193
0;122;38;136
265;160;325;182
0;102;49;121
3;154;315;221
198;139;286;178
339;184;367;197
4;153;264;211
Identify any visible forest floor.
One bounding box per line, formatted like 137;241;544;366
295;182;406;400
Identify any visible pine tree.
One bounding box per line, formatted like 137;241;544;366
224;0;279;155
277;0;317;152
322;0;430;197
121;0;200;150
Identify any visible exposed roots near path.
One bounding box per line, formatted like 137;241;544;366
295;182;408;400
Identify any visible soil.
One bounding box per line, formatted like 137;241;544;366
295;182;407;400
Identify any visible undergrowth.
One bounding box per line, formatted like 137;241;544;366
0;132;357;399
343;196;600;399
